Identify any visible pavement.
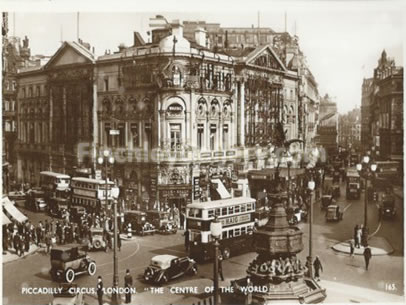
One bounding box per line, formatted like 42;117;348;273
332;237;394;256
2;244;42;264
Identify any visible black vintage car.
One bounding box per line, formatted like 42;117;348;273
143;255;197;285
379;195;396;219
50;244;96;283
321;195;334;209
49;197;69;218
124;211;156;236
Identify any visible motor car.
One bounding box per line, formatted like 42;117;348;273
26;189;47;211
146;210;177;234
321;195;333;209
379;195;396;219
70;206;86;223
49;197;69;218
325;204;343;222
50;244;96;283
124;211;156;236
50;283;84;305
332;184;340;199
143;255;197;285
8;191;26;207
87;228;107;251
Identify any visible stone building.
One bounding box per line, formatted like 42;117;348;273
315;94;338;157
361;78;373;151
338;107;361;150
15;17;321;212
369;50;403;161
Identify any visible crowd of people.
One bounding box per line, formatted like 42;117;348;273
2;210;126;257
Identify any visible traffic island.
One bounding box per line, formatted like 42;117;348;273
332;237;394;256
222;202;327;304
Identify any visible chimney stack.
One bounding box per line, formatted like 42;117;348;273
194;27;207;48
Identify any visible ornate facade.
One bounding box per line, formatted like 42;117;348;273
15;18;320;213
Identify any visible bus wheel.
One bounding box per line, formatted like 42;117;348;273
222;248;231;260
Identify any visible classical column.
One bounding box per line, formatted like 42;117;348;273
92;71;99;171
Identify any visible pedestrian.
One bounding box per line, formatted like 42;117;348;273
184;230;190;252
96;276;104;305
313;256;323;281
3;228;9;252
124;269;133;304
24;232;30;252
45;220;49;234
19;235;25;257
361;226;369;247
13;232;20;255
363;246;372;270
354;225;360;248
45;232;52;254
357;225;363;248
218;255;225;281
349;240;355;257
117;234;122;252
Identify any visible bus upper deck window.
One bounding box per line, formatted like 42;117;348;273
235;205;240;213
222;231;227;239
215;208;220;216
241;205;246;212
241;227;246;235
222;207;227;216
208;209;214;217
228;206;234;214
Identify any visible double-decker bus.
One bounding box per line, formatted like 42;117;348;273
375;161;400;182
186;197;256;262
70;177;114;214
40;171;71;201
346;168;361;199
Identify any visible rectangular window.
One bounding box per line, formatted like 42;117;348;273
215;208;220;216
105;123;111;146
208;209;214;218
223;124;229;149
241;204;246;212
131;123;139;147
104;78;109;91
228;206;234;214
170;124;181;150
235;228;241;237
222;231;228;239
118;123;125;147
241;226;246;235
197;124;204;149
235;205;240;213
145;122;152;148
210;124;216;150
12;81;16;91
221;207;227;216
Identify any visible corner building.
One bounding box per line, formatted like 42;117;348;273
16;20;317;214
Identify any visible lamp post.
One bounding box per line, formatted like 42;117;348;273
98;150;120;305
307;179;315;279
356;155;377;244
286;153;293;208
210;217;222;305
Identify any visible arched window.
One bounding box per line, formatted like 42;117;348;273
172;65;182;86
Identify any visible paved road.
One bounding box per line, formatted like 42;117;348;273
3;187;404;304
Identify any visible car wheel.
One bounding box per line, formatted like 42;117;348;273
88;261;97;276
93;240;102;249
65;268;75;283
222;248;231;260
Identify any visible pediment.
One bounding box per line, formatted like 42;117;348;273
45;41;94;69
245;46;286;72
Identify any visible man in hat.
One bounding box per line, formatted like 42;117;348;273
96;276;104;305
124;269;134;303
218;255;225;281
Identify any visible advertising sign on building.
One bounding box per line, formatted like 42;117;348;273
193;176;200;199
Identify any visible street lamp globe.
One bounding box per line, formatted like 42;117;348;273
210;217;222;239
356;163;362;171
363;155;370;164
97;157;104;165
308;180;315;191
103;149;110;157
371;164;377;172
108;156;115;164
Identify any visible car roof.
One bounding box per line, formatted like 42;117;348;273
51;244;81;251
151;254;178;263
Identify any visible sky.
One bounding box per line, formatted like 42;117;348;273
4;0;405;114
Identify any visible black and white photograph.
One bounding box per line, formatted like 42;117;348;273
1;1;405;304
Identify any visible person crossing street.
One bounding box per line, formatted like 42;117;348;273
313;256;323;281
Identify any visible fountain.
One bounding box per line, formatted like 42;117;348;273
223;200;326;304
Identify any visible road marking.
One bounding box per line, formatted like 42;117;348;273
369;221;382;238
98;241;140;268
343;203;353;213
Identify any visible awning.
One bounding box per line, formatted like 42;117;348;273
3;212;11;225
211;179;231;199
3;199;28;223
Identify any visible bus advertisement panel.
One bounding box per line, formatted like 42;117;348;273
186;197;256;262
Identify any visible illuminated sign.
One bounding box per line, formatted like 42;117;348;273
220;214;251;227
